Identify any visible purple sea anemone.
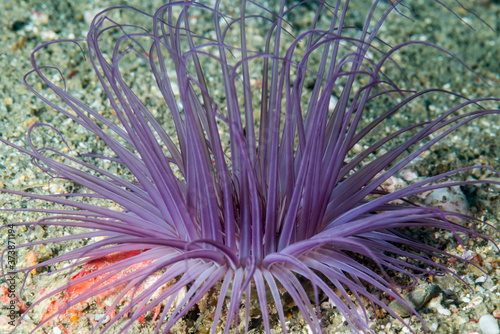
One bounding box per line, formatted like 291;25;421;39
1;1;499;333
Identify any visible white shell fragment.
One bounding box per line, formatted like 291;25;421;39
479;314;500;334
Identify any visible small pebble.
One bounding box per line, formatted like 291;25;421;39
400;168;418;181
428;322;439;331
428;295;451;315
389;299;412;318
94;314;110;323
329;94;338;110
408;284;442;310
388;284;442;318
479;314;500;334
470;296;484;307
476;276;488;284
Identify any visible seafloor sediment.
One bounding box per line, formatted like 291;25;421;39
1;1;499;333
